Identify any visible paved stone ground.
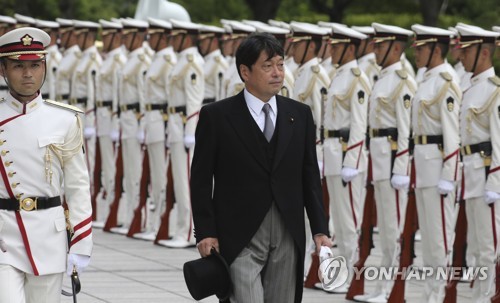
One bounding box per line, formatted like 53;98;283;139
62;229;475;303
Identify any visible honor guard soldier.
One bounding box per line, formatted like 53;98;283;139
13;14;36;28
93;19;126;226
56;18;81;104
354;23;417;303
0;27;92;303
158;19;204;248
198;24;228;102
134;17;176;239
70;20;102;195
352;26;381;86
244;21;293;98
270;20;299;78
221;20;255;98
322;24;371;294
114;18;151;233
456;24;500;303
0;15;16;100
318;21;349;79
411;24;462;302
36;20;61;101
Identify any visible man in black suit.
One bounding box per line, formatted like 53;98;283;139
191;32;332;303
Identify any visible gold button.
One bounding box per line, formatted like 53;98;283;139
8;172;15;178
1;150;9;156
11;182;19;188
0;140;4;146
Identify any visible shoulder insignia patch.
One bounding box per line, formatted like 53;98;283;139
351;67;361;77
440;72;452;82
187;54;194;62
358;90;365;104
403;94;411;109
489;76;500;86
191;73;197;85
44;99;84;114
447;97;454;112
396;69;408;80
311;65;320;74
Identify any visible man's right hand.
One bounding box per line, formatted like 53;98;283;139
197;237;219;258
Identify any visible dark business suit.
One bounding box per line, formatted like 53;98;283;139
190;90;329;302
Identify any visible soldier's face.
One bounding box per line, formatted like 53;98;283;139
373;41;389;66
291;41;306;64
240;51;284;102
414;44;430;69
0;59;45;102
460;45;478;73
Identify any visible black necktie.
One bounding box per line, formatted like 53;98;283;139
262;103;274;142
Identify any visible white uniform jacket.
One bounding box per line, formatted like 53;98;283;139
203;49;228;102
412;64;462;188
40;44;62;100
368;61;417;181
167;46;204;145
119;47;151;140
96;47;126;137
324;60;371;176
358;53;381;87
460;68;500;199
56;45;81;102
143;46;177;145
0;94;92;275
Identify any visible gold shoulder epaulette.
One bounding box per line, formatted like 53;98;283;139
440;72;452;82
187;53;194;62
44;99;84;114
164;54;172;63
138;54;145;61
311;65;320;74
396;69;408;80
488;76;500;86
351;67;361;77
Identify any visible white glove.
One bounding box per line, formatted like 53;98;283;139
66;253;90;276
110;129;120;142
184;135;196;149
438;179;455;195
391;174;410;190
317;161;324;175
136;130;145;144
83;127;96;139
341;167;359;183
485;191;500;205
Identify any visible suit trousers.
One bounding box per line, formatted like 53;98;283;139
373;179;408;295
229;203;297;303
170;142;193;242
466;197;500;302
146;141;167;233
121;137;143;227
0;265;63;303
97;136;116;222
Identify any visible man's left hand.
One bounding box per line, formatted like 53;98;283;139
313;234;333;254
66;253;90;276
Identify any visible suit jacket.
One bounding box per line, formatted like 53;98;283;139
190;90;329;302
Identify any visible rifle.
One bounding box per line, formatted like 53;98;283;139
155;152;175;243
61;209;81;303
127;147;150;237
90;137;101;221
346;155;376;299
387;160;418;303
104;140;123;231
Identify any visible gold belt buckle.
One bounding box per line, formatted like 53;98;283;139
421;135;427;145
20;197;37;211
168;107;176;114
463;145;472;156
370;129;377;137
96;101;103;107
145;104;152;111
120;104;127;112
69;98;77;105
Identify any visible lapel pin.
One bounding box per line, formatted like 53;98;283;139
290;117;294;123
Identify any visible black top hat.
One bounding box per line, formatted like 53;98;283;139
183;248;232;301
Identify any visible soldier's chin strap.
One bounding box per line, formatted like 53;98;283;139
425;43;437;68
300;40;312;66
336;44;348;66
380;40;395;68
471;44;482;76
177;34;187;53
358;40;368;59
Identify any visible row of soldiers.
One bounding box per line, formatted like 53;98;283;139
1;12;500;303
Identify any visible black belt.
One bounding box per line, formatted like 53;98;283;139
145;103;168;111
42;93;49;99
168;105;186;114
370;128;398;140
325;129;350;142
413;135;443;145
461;141;492;157
96;100;112;108
57;93;70;101
203;98;215;105
69;97;87;106
0;196;61;211
120;102;140;112
0;85;7;90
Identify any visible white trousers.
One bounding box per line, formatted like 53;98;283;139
373;179;408;295
145;142;167;233
415;187;455;303
170;142;194;242
97;136;116;222
0;265;63;303
121;138;143;227
466;197;500;302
